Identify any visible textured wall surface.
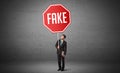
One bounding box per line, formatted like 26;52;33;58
1;0;120;63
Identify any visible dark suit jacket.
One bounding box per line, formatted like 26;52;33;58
55;39;67;55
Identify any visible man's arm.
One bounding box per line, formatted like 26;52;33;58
62;42;67;57
55;40;60;49
64;42;67;55
55;41;58;48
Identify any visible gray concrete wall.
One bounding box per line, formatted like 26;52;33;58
1;0;120;63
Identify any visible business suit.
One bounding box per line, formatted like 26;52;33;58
55;39;67;71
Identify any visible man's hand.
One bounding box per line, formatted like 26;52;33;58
57;46;60;49
62;51;65;57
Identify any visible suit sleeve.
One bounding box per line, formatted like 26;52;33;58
55;40;58;48
64;42;67;55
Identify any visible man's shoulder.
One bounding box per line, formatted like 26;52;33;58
64;40;67;43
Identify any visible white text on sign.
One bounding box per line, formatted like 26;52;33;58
47;12;67;24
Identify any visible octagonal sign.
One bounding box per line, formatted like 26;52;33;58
43;4;71;33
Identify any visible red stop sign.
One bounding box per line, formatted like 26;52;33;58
43;4;71;33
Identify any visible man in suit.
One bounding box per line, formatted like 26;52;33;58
55;34;67;71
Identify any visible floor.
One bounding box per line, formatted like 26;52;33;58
1;61;120;73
